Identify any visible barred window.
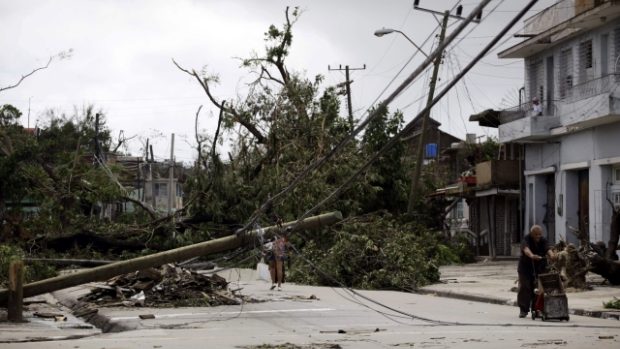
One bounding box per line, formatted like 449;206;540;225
559;48;573;99
579;40;593;69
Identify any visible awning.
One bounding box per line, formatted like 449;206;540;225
469;109;500;128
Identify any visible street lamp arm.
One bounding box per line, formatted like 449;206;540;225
374;28;429;58
393;30;429;58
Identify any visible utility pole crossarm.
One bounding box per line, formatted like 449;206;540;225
328;64;366;128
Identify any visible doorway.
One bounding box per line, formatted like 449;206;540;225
544;174;556;242
578;169;589;242
546;56;554;115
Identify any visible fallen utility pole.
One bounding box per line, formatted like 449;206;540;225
0;211;343;306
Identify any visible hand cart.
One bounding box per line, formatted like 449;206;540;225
531;271;570;321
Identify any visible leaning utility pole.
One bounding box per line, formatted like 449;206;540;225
407;12;449;214
328;64;366;128
407;2;481;214
0;211;343;306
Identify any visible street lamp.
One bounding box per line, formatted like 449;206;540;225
373;28;428;58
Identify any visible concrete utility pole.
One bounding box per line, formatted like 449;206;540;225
328;64;366;128
407;11;450;214
168;133;175;215
0;211;343;306
407;1;482;214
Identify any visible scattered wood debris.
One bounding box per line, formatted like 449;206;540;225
237;344;342;349
78;264;255;307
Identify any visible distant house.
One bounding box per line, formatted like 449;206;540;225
400;115;464;196
432;138;523;257
471;0;620;247
107;155;185;217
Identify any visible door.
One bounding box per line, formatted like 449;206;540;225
578;170;589;243
546;56;554;115
601;33;609;76
544;174;556;243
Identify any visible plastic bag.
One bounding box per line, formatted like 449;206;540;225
257;261;271;282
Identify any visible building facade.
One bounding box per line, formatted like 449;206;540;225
480;0;620;245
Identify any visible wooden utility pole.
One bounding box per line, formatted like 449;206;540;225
0;211;343;306
7;260;24;322
328;64;366;128
407;11;450;214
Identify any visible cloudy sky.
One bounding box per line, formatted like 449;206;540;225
0;0;556;162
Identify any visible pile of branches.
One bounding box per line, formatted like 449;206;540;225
79;264;251;307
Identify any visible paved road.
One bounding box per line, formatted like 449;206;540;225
5;278;620;348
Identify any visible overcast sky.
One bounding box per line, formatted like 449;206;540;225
0;0;557;163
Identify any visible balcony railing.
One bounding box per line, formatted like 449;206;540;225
563;73;620;102
498;101;558;122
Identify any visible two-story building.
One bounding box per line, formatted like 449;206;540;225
472;0;620;246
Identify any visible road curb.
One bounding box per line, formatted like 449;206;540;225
51;289;136;333
417;288;620;320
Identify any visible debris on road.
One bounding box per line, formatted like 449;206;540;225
78;264;256;307
521;339;567;346
139;314;156;320
237;343;342;349
33;311;64;319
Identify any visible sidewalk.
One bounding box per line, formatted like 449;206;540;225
0;294;100;343
418;259;620;320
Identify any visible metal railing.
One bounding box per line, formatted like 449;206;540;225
499;101;559;121
563;73;620;102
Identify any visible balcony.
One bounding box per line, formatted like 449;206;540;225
499;0;620;59
523;0;579;36
475;160;520;188
497;104;561;143
554;74;620;133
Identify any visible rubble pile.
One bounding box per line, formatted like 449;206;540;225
79;264;248;307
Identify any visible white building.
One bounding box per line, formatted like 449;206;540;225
474;0;620;245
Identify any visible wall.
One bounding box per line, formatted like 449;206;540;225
525;19;620;105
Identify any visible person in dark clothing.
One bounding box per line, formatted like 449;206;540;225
518;224;556;318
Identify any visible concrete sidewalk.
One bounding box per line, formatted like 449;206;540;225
0;294;100;343
419;260;620;320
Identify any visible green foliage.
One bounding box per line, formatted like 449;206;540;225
0;244;57;287
289;214;467;290
1;104;127;241
603;297;620;309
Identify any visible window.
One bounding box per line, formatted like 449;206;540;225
559;48;573;99
527;57;543;102
456;201;464;219
613;192;620;208
614;166;620;184
155;183;168;197
578;40;593;84
579;40;593;69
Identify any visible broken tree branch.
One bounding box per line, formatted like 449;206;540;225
172;58;267;144
0;57;52;93
122;195;157;219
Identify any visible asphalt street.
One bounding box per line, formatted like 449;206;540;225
3;275;619;349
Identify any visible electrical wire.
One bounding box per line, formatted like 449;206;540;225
233;0;493;236
285;0;538;239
